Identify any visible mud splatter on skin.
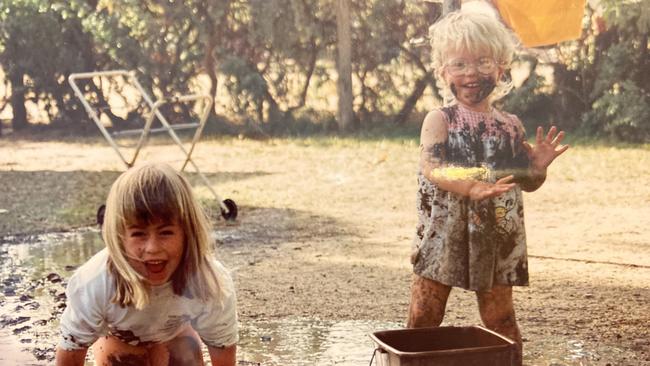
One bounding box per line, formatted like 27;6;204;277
167;335;202;366
424;143;447;164
408;276;450;327
473;77;496;103
449;76;497;104
106;353;148;366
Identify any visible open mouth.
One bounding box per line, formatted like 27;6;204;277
144;260;167;274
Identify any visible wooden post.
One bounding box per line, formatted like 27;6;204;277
336;0;354;131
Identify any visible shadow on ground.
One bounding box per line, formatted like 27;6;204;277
212;205;355;248
0;198;356;364
0;170;270;236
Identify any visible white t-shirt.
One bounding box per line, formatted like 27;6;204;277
58;248;238;350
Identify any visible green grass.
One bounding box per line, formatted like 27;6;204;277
8;121;650;150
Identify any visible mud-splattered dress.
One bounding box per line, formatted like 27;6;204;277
412;103;531;291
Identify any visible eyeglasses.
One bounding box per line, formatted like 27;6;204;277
445;57;498;76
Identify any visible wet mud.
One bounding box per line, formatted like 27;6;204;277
1;231;647;365
0;230;99;364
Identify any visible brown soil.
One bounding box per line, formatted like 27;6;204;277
1;133;649;365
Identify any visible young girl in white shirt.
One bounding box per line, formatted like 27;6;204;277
56;162;238;366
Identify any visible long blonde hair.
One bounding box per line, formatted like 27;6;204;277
102;162;224;309
429;8;518;103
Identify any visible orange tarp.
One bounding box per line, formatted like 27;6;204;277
494;0;587;47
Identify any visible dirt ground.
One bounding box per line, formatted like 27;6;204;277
1;133;649;365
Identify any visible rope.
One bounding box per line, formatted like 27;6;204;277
529;255;649;269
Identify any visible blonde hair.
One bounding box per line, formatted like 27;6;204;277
102;162;224;310
428;7;518;103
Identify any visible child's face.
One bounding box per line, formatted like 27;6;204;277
123;219;185;286
442;49;502;109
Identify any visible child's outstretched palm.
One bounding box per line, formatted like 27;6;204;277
523;126;569;174
468;175;516;201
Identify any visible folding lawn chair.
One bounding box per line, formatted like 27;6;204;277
68;70;237;223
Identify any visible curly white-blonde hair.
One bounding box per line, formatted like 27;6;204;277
429;7;518;103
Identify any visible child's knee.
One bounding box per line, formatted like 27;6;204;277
481;309;517;330
167;335;203;365
408;305;446;327
93;336;148;366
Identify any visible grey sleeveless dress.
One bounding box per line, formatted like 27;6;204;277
412;103;531;291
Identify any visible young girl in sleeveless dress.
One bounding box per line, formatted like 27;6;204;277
408;9;569;365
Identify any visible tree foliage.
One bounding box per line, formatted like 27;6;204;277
509;0;650;141
0;0;91;129
578;0;650;141
0;0;647;140
214;0;334;131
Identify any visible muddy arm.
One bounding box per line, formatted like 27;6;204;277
208;344;237;366
55;347;88;366
516;168;547;192
420;110;515;200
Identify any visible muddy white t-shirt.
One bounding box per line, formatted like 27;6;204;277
58;248;238;350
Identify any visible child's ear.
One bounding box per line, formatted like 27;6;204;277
439;68;450;83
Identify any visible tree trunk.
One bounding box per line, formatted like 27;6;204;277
9;70;28;131
204;29;220;124
394;75;432;125
336;0;354;132
289;38;318;112
392;1;455;126
199;1;232;126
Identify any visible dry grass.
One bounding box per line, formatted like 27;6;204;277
1;133;649;364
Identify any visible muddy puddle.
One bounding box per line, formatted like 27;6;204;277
0;231;637;365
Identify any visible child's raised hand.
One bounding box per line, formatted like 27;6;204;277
468;175;516;201
523;126;569;174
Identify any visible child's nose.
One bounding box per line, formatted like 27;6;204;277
464;63;479;75
143;236;163;253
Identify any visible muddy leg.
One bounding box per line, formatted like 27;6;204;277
92;336;149;366
164;329;203;366
93;325;204;366
407;274;451;328
476;285;523;366
147;326;205;366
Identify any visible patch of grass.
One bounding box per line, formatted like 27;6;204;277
557;135;650;150
56;206;98;227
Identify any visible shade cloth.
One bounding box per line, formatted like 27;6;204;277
494;0;586;47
